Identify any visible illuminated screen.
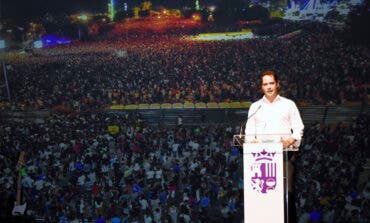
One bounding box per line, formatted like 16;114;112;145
283;0;364;21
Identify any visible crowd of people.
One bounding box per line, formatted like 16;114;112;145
0;18;369;223
0;111;369;222
0;111;243;222
0;20;368;111
295;114;369;223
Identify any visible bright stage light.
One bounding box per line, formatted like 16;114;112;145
184;30;255;41
77;14;88;21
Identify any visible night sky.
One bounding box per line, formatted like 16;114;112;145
0;0;222;20
1;0;111;19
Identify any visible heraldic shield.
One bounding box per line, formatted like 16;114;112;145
250;149;277;194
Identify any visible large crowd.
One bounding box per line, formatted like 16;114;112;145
0;111;243;222
0;21;368;111
295;114;369;223
0;111;369;222
0;19;369;223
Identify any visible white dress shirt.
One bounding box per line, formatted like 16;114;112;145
245;95;304;148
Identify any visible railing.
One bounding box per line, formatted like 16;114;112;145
1;104;368;126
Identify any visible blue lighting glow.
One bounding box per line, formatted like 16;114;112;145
35;34;72;48
310;211;321;221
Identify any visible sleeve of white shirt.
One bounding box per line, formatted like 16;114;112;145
290;102;304;148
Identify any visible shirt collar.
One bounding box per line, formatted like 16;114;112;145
262;94;281;104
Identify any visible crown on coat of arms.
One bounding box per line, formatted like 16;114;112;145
252;149;276;161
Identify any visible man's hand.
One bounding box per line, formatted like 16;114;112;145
281;137;296;148
248;138;260;143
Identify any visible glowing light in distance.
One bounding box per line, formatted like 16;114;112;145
184;30;255;41
109;0;116;21
77;14;88;21
34;40;43;48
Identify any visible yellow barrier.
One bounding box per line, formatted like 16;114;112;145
218;102;230;108
149;103;161;109
173;103;184;109
240;101;252;108
229;102;242;108
206;102;219;108
195;102;206;108
161;103;172;109
110;105;125;110
125;104;138;110
108;101;252;110
184;102;195;108
138;104;150;109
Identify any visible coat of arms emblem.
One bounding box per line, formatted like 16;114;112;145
250;149;277;193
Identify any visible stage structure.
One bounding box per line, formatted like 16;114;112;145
283;0;364;21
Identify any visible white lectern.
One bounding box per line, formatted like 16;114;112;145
233;134;298;223
243;142;284;223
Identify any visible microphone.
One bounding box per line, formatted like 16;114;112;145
234;104;262;147
239;104;262;137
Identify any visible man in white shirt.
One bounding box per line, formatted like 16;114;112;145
245;70;304;147
245;70;304;223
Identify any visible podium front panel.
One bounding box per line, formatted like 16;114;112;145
243;143;284;223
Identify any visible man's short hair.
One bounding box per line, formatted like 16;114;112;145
261;70;279;83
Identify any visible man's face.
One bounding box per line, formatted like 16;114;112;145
262;75;279;101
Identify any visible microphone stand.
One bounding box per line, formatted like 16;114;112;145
233;104;262;147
